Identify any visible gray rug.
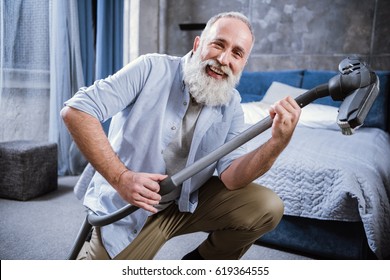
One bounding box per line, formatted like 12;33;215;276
0;176;310;260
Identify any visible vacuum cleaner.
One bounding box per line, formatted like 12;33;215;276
67;57;379;259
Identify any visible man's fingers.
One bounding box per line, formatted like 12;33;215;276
140;173;168;193
132;183;161;201
141;188;161;202
271;97;301;123
136;201;159;214
123;172;169;213
134;192;161;214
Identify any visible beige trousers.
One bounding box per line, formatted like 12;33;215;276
77;176;284;260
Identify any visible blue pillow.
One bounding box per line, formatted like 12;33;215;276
301;70;341;107
370;71;390;131
236;70;303;103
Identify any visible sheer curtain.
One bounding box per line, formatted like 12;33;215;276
0;0;50;142
0;0;3;105
0;0;124;175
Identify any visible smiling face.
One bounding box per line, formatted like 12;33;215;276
183;16;254;107
193;17;253;79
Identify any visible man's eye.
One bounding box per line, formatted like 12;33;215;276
233;51;243;58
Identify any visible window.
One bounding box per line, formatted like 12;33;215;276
0;0;50;141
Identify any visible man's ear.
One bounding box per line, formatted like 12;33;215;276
193;36;201;52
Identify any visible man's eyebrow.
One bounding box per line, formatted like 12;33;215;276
233;45;246;56
212;38;247;55
210;38;227;45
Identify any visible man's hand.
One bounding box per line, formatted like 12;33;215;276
61;106;169;214
221;96;300;190
116;171;168;214
268;96;301;147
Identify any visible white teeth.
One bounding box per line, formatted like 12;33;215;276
210;65;224;75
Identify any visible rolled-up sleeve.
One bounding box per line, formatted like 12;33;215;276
64;55;152;122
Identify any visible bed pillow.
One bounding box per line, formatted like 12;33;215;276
242;82;339;130
236;70;303;103
261;81;307;104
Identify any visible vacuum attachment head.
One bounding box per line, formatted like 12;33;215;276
328;57;380;135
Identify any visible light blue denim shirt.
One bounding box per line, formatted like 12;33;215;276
65;52;249;258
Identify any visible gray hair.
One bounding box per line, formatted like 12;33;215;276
201;12;255;46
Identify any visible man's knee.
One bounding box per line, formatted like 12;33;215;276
237;183;284;231
259;187;284;231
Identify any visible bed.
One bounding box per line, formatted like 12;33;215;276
237;71;390;259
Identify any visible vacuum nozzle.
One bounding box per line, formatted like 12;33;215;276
337;120;355;136
328;57;380;135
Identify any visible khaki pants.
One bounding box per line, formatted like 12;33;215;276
77;176;284;260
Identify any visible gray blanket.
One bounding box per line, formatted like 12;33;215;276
246;126;390;259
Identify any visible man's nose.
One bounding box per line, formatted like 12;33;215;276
217;51;230;66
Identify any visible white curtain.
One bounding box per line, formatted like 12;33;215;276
0;0;50;142
1;0;120;175
0;0;3;105
0;0;91;175
49;0;86;175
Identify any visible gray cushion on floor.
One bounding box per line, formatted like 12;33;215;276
0;141;58;201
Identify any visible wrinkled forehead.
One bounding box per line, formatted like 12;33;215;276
203;17;253;54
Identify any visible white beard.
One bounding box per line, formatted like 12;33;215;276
183;51;242;106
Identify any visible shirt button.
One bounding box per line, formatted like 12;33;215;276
133;229;137;234
171;126;176;130
183;101;187;106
